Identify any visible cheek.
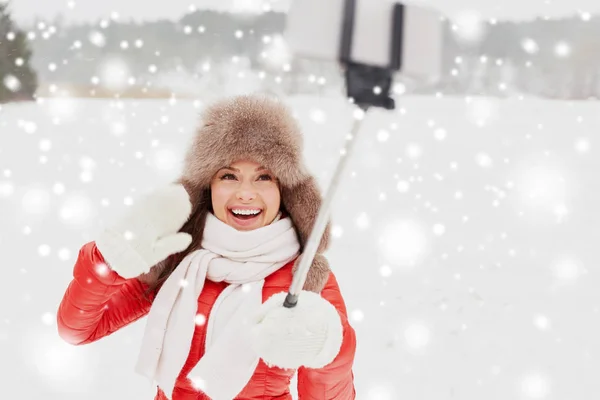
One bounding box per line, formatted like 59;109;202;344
210;186;230;211
264;187;281;210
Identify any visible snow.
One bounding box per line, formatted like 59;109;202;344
98;57;131;91
0;94;599;399
3;75;22;92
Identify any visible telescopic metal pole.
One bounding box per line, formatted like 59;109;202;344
284;103;369;308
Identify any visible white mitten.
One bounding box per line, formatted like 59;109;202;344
95;184;193;279
250;291;344;370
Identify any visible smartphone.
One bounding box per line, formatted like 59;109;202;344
285;0;444;81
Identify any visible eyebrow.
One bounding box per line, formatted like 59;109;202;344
221;166;268;172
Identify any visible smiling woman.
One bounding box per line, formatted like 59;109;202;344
210;160;282;231
56;94;357;400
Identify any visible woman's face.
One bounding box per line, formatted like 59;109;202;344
210;160;281;231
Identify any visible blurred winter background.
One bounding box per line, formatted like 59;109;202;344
1;0;600;399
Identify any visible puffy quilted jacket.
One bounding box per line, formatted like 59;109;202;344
57;242;356;399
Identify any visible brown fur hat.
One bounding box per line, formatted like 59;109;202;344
175;94;331;293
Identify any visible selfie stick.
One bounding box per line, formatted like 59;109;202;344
284;0;403;308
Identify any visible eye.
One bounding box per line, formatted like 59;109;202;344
220;173;237;180
258;174;273;181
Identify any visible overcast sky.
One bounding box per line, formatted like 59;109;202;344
6;0;600;25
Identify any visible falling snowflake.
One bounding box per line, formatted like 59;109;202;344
45;97;79;121
39;139;52;152
52;183;66;195
151;148;181;175
406;143;423;159
377;129;390;142
379;219;429;269
401;321;432;353
396;181;410;193
451;10;488;43
98;57;130;90
41;312;54;326
0;181;15;198
433;128;447;141
195;314;207;326
475;152;493;168
24;331;95;390
309;109;326;124
58;193;96;227
512;161;571;220
22;121;37;134
379;265;392;278
574;138;590;153
3;75;21;92
521;38;539;54
552;257;583;283
432;224;445;236
356;212;370;229
520;372;551;399
261;35;292;70
554;41;571;58
331;225;344;238
57;248;72;261
38;244;51;257
533;314;551;331
88;31;106;47
466;97;498;126
231;0;265;14
350;309;364;322
366;385;395;400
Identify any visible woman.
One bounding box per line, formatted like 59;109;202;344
56;94;356;400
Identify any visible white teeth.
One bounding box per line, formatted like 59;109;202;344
232;209;261;216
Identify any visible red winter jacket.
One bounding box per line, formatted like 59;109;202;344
57;242;356;399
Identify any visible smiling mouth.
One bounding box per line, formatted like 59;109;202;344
229;209;263;220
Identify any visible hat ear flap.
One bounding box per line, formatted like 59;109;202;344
281;176;331;253
281;176;332;293
292;253;331;293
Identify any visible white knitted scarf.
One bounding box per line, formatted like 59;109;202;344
134;211;300;400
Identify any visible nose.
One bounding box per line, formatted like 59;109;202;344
236;180;256;202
